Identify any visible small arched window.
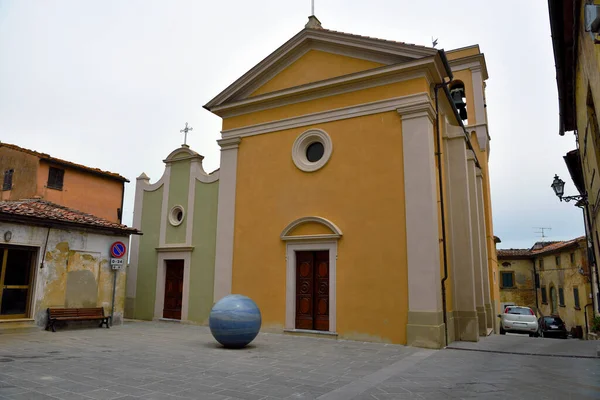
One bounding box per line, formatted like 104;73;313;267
449;81;468;123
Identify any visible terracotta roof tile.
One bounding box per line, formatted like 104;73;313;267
315;27;437;52
0;142;129;182
497;236;586;258
531;236;585;255
0;199;138;235
497;249;531;257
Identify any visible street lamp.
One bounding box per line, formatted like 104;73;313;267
551;174;587;203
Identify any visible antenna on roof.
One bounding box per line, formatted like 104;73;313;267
432;37;438;48
533;227;552;239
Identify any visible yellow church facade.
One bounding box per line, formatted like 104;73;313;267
205;17;498;348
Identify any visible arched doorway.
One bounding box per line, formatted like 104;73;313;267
550;286;557;314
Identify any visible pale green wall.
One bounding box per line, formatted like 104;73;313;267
134;186;163;320
134;155;219;324
187;180;219;323
166;161;190;244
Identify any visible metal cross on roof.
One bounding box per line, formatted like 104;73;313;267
180;122;193;146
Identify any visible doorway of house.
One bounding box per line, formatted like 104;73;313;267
295;250;329;331
163;260;184;320
0;247;36;319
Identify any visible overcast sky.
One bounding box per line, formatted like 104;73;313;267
0;0;584;249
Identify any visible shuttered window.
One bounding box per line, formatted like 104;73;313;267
500;272;514;288
47;167;64;190
573;287;580;309
541;287;547;304
2;169;13;191
558;287;565;307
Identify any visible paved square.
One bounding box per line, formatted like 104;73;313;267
0;321;598;399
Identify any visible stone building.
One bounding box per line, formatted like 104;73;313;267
205;16;498;348
548;0;600;318
130;16;500;349
498;237;594;336
0;199;137;330
126;146;219;324
1;142;128;223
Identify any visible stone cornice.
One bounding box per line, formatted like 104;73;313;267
217;137;241;150
448;53;488;80
397;102;436;123
221;93;431;139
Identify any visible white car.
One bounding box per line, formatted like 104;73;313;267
498;306;539;337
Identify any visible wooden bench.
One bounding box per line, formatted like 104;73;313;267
46;307;110;332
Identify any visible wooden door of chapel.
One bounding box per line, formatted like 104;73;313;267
163;260;184;320
295;251;329;331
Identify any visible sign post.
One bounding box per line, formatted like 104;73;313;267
109;241;126;326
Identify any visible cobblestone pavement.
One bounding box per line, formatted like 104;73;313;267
0;321;598;399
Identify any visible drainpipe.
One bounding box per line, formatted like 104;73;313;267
434;83;449;347
584;302;593;338
39;227;51;269
118;183;125;224
579;203;599;315
532;258;539;312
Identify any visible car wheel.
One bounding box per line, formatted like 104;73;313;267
500;327;506;335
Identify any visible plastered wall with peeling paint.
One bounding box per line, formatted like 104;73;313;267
0;221;129;327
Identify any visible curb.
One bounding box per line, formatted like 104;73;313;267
446;346;600;359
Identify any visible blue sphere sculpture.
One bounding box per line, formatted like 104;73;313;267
209;294;262;348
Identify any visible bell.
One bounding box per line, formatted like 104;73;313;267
458;106;468;121
450;87;468;121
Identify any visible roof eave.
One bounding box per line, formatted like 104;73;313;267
548;0;579;135
0;213;141;237
40;157;130;183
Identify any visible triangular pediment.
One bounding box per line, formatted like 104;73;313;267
250;50;385;97
204;21;437;111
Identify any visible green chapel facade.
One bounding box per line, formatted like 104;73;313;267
126;146;219;324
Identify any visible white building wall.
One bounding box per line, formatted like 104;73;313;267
0;221;129;327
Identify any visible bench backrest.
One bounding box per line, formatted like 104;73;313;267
48;307;105;318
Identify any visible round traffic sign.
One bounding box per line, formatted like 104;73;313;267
110;241;126;258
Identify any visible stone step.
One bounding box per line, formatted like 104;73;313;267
0;319;41;335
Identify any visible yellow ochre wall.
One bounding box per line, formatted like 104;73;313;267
230;112;409;344
251;50;384;97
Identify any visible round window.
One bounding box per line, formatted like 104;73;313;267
292;129;332;172
169;205;185;226
306;142;325;162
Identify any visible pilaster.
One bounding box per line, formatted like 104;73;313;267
467;154;486;336
470;66;489;151
476;171;493;332
125;173;150;318
399;103;445;349
213;137;241;303
444;125;478;342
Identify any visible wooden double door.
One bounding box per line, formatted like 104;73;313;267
295;251;329;331
0;247;35;319
163;260;184;320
